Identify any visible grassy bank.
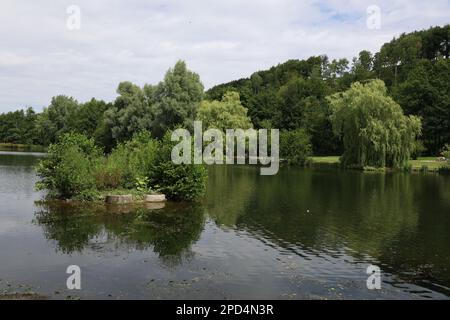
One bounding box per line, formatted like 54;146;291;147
0;143;46;152
310;156;340;164
311;156;449;172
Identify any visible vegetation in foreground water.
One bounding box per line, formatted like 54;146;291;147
36;132;207;202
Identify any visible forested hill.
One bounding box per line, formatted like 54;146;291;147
1;25;448;157
206;25;450;155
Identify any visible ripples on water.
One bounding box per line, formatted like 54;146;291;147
0;151;450;299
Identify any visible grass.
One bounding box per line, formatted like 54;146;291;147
409;157;447;172
311;156;449;172
311;156;340;164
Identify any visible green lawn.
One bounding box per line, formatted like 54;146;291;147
409;157;447;171
311;156;448;172
310;156;340;164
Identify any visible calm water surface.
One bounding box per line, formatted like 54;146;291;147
1;151;450;299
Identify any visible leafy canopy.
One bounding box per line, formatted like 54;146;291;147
197;91;252;131
328;80;422;169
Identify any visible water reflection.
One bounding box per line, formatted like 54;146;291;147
206;166;450;296
0;151;46;166
33;201;205;264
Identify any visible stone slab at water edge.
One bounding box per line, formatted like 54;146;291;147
144;194;166;202
105;195;133;204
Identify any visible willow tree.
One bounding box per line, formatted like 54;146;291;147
328;80;421;169
197;91;252;131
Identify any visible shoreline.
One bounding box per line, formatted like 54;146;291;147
0;143;47;153
310;156;449;174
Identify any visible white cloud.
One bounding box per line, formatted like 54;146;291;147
0;0;449;112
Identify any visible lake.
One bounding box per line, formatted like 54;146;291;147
0;150;450;299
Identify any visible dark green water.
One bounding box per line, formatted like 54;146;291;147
1;151;450;299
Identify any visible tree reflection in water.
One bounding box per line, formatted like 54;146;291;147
33;201;205;265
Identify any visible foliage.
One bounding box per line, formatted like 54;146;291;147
411;140;426;159
95;131;158;190
443;145;450;160
35;95;79;145
36;130;206;202
36;133;102;199
438;145;450;172
2;25;448;157
102;60;203;146
150;131;208;201
0;108;37;145
73;98;110;137
328;80;422;169
206;56;348;155
151;60;204;138
206;25;449;156
135;176;150;192
197;91;252;130
394;58;450;154
104;82;155;144
280;129;312;165
351;50;375;82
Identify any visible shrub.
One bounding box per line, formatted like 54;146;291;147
443;144;450;161
124;131;159;182
36;133;102;199
439;145;450;174
280;129;312;165
150;130;208;201
36;130;207;202
95;131;158;190
94;157;125;189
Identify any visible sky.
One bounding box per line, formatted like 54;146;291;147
0;0;449;113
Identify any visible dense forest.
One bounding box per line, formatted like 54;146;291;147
207;25;450;155
1;25;449;156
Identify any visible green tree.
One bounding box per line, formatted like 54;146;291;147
152;60;204;138
73;98;110;137
35;95;79;145
197;91;252;130
351;50;375;82
301;97;341;155
394;58;450;154
36;133;102;199
102;61;203;144
150;130;208;201
328;80;421;169
0;107;37;144
280;129;312;165
105;81;155;144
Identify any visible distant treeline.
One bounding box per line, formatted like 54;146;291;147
0;25;449;155
207;25;450;155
